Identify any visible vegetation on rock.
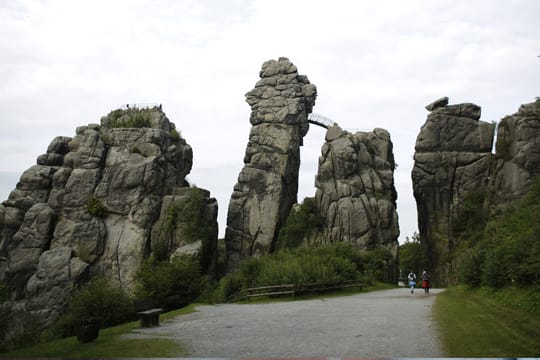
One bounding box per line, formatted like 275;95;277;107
456;176;540;288
85;195;107;218
106;108;152;128
276;197;324;250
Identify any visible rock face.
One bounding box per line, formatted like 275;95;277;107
490;100;540;206
412;100;495;284
151;187;218;275
412;98;540;284
314;125;400;281
0;106;217;333
225;58;317;270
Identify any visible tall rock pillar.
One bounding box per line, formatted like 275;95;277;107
225;57;317;270
314;125;400;282
412;97;495;285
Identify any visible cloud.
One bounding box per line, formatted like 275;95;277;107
1;0;539;243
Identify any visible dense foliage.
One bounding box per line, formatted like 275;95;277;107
275;197;324;250
135;255;202;310
217;243;392;301
55;278;134;338
106;108;153;128
456;176;540;288
399;232;429;279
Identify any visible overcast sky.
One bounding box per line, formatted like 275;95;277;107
1;0;539;243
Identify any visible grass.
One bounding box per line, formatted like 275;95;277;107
2;284;396;357
0;303;200;358
434;286;540;357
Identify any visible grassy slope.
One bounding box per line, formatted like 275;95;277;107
434;286;540;357
0;303;199;358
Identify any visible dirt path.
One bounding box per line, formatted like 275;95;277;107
127;288;445;358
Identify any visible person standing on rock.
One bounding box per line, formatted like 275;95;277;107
407;271;417;294
422;270;431;294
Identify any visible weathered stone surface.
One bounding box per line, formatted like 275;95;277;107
0;106;215;339
151;187;218;275
225;58;316;270
313;126;399;281
412;99;495;284
412;98;540;285
25;246;89;317
414;99;540;286
490;100;540;205
425;96;449;111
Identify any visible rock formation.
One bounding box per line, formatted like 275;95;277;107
0;105;217;333
314;125;400;281
490;100;540;206
412;97;540;284
225;57;316;270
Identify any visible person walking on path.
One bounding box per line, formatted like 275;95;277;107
422;270;431;294
408;271;417;294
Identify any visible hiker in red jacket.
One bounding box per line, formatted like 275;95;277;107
422;270;431;294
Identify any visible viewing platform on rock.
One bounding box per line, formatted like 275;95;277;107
308;113;337;129
118;102;161;110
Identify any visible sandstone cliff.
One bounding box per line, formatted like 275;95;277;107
412;97;539;284
490;100;540;207
0;106;217;328
313;125;399;279
225;57;316;270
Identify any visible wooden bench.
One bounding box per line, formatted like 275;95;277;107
137;308;163;328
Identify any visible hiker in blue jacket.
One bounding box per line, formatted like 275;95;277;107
407;271;417;294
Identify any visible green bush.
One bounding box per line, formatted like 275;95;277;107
0;303;44;352
455;176;540;288
399;232;429;279
106;108;152;129
169;129;181;141
55;277;134;337
456;249;483;287
276;197;324;250
135;255;202;310
217;243;369;301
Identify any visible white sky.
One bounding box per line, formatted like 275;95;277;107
1;0;539;243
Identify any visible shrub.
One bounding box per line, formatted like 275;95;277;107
169;129;181;141
399;232;429;279
0;303;44;352
276;197;324;250
454;176;540;288
135;255;202;310
456;249;483;287
106;108;152;129
360;247;395;283
56;277;134;337
85;195;107;218
217;243;367;301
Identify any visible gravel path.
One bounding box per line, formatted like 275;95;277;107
126;288;445;358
